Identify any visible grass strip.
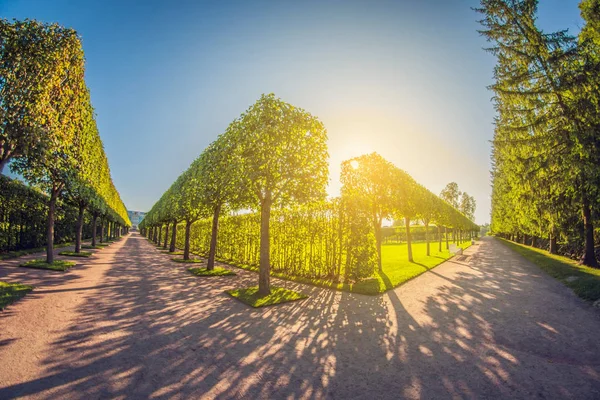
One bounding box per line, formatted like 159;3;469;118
0;281;33;310
19;259;76;271
172;258;204;263
58;251;92;257
188;267;236;276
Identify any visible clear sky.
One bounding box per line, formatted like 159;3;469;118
0;0;584;223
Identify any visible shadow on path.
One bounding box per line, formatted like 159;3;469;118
1;235;599;399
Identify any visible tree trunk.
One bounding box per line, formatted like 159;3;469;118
405;217;413;263
184;221;192;260
425;222;430;256
92;213;98;247
549;231;557;254
164;224;169;249
100;220;104;243
445;227;449;249
580;193;598;267
170;220;177;252
374;219;382;271
207;204;221;271
75;204;84;253
258;196;272;296
46;188;58;264
438;225;442;252
158;225;162;246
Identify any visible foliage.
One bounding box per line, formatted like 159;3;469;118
226;286;308;308
187;267;236;276
0;19;130;261
476;0;600;266
0;281;33;310
0;176;93;252
19;259;76;271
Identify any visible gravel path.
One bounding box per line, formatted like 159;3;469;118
1;234;599;399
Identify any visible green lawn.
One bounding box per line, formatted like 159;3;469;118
226;286;308;308
351;240;472;294
58;251;92;257
161;250;184;255
498;238;600;302
188;267;236;276
20;259;76;271
220;240;473;295
0;281;33;310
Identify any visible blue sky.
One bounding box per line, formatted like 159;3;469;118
0;0;584;223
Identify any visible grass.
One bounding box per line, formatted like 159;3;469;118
226;286;308;308
172;258;204;263
497;238;600;302
188;267;236;276
161;250;184;255
58;251;92;257
218;240;473;295
19;259;76;271
0;281;34;310
81;245;104;249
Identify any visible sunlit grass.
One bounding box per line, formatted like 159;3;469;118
19;259;76;271
226;286;308;307
58;251;92;257
0;281;33;310
188;267;236;276
221;240;472;295
498;238;600;302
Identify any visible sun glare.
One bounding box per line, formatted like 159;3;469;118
350;160;359;170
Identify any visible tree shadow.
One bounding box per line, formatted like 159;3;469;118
1;235;599;398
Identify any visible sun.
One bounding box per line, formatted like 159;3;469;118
350;160;359;170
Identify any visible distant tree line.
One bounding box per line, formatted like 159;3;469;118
140;95;478;294
478;0;600;266
0;19;130;260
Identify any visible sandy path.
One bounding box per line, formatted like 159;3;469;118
0;234;599;399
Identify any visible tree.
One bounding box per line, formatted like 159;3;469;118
417;186;440;257
197;132;245;271
340;153;396;271
177;160;209;260
440;182;461;209
392;169;419;262
10;25;87;264
477;0;600;266
459;192;476;221
233;94;328;295
0;20;62;173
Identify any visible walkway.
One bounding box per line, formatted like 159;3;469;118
0;234;599;399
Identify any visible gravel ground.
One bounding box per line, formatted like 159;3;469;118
0;234;599;399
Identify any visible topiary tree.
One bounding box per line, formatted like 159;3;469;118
232;94;328;295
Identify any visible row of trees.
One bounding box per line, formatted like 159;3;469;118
478;0;600;266
0;19;130;261
440;182;477;221
340;153;478;271
141;94;477;295
141;94;328;295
